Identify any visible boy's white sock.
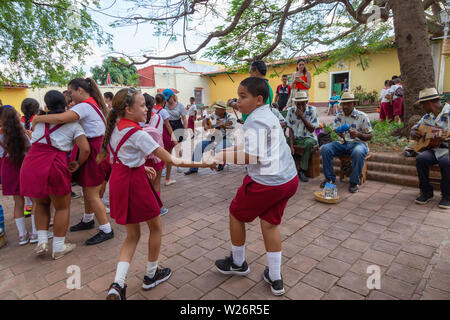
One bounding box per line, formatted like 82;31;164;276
267;251;282;281
113;262;130;288
232;244;245;267
82;213;95;223
15;217;27;237
53;236;66;252
146;261;158;279
37;230;48;246
99;223;112;234
31;214;37;234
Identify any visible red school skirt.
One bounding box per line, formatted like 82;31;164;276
1;157;22;196
379;102;393;120
188;116;195;131
109;162;162;225
393;98;403;117
230;175;299;226
145;158;165;172
162;126;175;152
72;136;111;187
20;143;71;198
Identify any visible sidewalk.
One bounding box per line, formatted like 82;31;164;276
0;166;449;300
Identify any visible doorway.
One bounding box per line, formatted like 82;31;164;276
330;72;350;97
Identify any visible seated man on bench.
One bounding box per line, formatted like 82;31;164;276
286;91;320;182
320;92;373;193
411;88;450;209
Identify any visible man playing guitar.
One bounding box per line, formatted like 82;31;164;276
411;88;450;209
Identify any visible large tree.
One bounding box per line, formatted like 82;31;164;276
107;0;448;126
0;0;110;87
91;57;138;86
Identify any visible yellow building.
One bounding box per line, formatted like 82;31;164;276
0;83;29;113
203;41;450;107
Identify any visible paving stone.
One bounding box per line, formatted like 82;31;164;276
286;254;318;274
166;284;204;300
337;272;370;296
313;235;342;251
341;238;371;253
371;239;402;256
428;272;450;293
300;244;331;261
367;290;399;300
361;249;395;267
395;251;429;271
329;246;362;264
201;288;236;300
380;276;416;300
302;269;339;292
286;282;324;300
316;257;351;277
219;276;256;298
322;286;365;300
385;263;424;285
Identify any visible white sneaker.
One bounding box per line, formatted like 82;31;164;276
30;233;38;244
160;208;168;216
52;242;76;260
161;168;166;177
19;232;30;246
35;242;49;255
165;179;176;186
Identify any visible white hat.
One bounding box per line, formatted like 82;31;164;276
417;88;441;104
339;92;358;103
293;91;309;102
212;100;228;109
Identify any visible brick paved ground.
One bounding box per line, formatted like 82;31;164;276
1;164;450;300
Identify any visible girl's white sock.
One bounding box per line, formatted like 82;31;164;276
52;236;66;252
99;223;112;234
15;217;27;237
31;214;37;235
146;261;158;279
231;244;245;267
37;230;48;246
266;251;282;281
82;213;95;223
113;262;130;288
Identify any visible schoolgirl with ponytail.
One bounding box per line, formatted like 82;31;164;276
100;88;216;300
21;90;90;259
0;105;37;245
32;77;114;246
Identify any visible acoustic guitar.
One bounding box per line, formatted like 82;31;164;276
414;124;450;153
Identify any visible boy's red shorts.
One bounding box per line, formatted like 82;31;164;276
230;175;299;226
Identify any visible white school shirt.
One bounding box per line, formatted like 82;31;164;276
0;133;4;158
243;104;297;186
389;85;401;101
187;104;197;116
380;88;390;103
71;102;106;138
147;113;164;135
153;108;170;122
109;126;159;168
31;122;85;152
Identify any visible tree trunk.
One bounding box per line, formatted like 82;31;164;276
390;0;436;133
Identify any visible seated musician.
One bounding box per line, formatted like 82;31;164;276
411;88;450;209
320;92;372;193
185;101;236;174
285;91;319;183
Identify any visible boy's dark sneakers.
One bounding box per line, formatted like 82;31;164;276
85;230;114;245
106;283;127;300
298;170;309;182
70;219;95;232
215;254;250;276
320;179;335;189
349;183;359;193
217;164;225;171
439;197;450;209
415;193;434;205
263;268;285;296
142;267;172;290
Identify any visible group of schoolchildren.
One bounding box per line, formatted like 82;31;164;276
379;75;404;123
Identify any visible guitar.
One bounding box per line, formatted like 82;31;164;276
414;124;450;153
204;118;233;140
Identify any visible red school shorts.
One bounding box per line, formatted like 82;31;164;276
230;175;299;226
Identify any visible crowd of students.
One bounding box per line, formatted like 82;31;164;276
379;75;404;123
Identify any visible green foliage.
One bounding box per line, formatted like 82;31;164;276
91;57;138;86
353;87;379;105
0;0;111;87
323;125;339;142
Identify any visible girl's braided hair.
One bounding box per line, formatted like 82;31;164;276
97;88;140;163
1;107;29;166
21;98;40;130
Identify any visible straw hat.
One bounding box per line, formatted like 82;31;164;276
339;92;358;103
212;100;228;109
416;88;441;104
293;91;309;102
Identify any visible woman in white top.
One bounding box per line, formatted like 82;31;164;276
21;91;90;259
97;88;216;300
32;77;114;246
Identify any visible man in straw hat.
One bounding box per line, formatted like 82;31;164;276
184;100;236;175
285;91;320;182
320;92;373;193
411;88;450;209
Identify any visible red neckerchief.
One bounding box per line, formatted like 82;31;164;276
154;105;163;111
117;118;142;131
20;115;35;123
82;97;98;107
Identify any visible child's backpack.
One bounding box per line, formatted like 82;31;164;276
142;125;164;164
395;86;404;97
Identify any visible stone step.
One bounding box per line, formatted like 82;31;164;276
367;152;416;166
367;171;419;188
367;161;418;176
